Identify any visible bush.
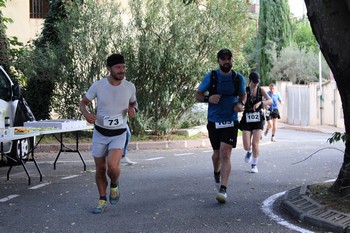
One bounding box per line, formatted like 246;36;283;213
267;45;329;84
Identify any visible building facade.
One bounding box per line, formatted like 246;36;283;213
2;0;127;44
2;0;50;43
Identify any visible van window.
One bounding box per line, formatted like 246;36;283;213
0;71;11;101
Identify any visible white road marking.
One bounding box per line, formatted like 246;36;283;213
145;157;165;161
324;178;336;183
174;153;194;156
61;175;80;180
29;182;51;190
0;195;19;202
262;191;315;233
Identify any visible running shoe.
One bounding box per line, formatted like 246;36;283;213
244;151;252;163
251;164;258;173
271;136;276;142
121;156;136;165
109;186;120;205
93;200;107;214
216;187;227;204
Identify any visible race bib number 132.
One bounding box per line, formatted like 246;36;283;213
215;121;234;129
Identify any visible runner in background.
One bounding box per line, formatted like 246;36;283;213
264;83;283;142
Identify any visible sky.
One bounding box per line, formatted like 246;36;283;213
289;0;307;18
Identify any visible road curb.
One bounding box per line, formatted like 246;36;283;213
34;138;214;153
282;185;350;232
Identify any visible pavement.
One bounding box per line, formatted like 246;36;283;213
24;122;350;232
277;123;350;233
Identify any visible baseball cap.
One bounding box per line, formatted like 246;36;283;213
217;48;232;59
249;71;260;83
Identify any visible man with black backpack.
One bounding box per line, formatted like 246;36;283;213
195;48;246;204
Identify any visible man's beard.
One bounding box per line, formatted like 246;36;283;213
111;73;124;81
220;64;232;73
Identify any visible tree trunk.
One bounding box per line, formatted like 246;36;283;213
304;0;350;196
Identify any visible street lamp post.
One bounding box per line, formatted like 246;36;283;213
319;49;323;125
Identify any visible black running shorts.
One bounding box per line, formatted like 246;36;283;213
207;121;239;150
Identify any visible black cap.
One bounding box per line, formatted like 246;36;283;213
249;71;260;84
217;48;232;59
107;53;125;67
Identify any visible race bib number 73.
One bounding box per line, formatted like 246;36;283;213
215;121;234;129
103;114;123;128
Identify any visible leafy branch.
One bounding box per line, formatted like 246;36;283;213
328;132;350;144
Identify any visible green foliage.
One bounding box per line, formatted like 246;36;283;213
0;0;10;72
265;12;329;84
242;19;259;72
328;132;350;144
291;18;318;53
267;45;329;84
22;0;69;120
267;17;330;84
0;0;24;81
18;0;252;135
124;0;251;135
17;46;57;119
50;0;125;119
258;0;292;85
182;0;200;5
34;0;68;47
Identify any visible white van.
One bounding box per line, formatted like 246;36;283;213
0;65;32;161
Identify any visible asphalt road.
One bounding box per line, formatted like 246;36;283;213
0;128;345;233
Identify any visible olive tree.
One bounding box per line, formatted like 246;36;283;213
41;0;252;135
17;0;252;135
267;45;329;84
123;0;251;135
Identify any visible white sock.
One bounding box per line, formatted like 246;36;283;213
251;157;258;165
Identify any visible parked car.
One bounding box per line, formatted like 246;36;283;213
0;65;34;162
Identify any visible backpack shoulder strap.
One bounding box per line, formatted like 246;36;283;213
232;70;240;96
208;70;217;96
257;86;262;101
246;86;250;95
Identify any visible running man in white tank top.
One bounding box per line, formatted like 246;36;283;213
79;53;137;214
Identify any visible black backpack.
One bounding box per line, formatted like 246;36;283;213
246;86;262;101
208;70;240;96
245;86;263;110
